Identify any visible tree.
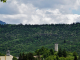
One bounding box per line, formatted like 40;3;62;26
1;0;6;3
50;49;54;55
35;49;40;55
73;51;78;56
35;49;41;60
37;46;45;55
78;55;80;60
18;52;35;60
35;46;49;55
0;52;5;56
22;52;25;60
58;48;63;57
43;52;50;58
18;53;22;60
62;49;67;57
27;52;35;60
13;56;18;60
74;55;77;60
64;40;66;43
56;55;59;60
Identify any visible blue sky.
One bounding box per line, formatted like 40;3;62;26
0;0;80;25
72;9;80;15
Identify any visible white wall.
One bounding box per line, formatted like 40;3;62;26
0;56;13;60
55;44;58;51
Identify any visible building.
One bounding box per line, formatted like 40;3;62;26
0;50;13;60
55;43;58;51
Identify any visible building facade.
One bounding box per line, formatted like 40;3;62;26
0;55;13;60
0;50;13;60
55;43;58;51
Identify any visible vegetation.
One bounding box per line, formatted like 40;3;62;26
18;46;79;60
0;23;80;56
13;56;18;60
0;52;5;56
18;52;36;60
0;0;6;3
58;48;63;57
0;46;79;60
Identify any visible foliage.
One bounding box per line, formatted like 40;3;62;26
78;55;80;60
74;55;78;60
0;23;80;56
49;49;54;55
56;55;59;60
18;52;35;60
0;46;79;60
43;51;50;58
18;53;22;60
13;56;18;60
58;48;63;57
73;52;78;56
0;52;5;56
1;0;6;2
63;49;67;57
35;46;49;55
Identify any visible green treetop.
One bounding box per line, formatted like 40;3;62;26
58;48;63;57
62;49;67;57
0;0;6;3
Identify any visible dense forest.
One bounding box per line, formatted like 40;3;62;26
0;22;80;56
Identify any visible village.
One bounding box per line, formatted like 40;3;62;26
0;44;58;60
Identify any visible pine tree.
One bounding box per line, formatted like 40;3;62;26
64;40;66;43
63;49;67;57
58;48;63;57
56;55;59;60
74;55;77;60
22;52;25;60
18;53;22;60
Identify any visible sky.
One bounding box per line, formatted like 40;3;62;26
0;0;80;25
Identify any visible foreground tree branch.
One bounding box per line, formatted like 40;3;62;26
1;0;6;3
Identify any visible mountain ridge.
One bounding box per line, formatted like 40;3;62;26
0;20;6;24
0;23;80;56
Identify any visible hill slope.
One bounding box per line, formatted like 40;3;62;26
0;23;80;56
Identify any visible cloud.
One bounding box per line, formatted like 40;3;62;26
0;0;80;25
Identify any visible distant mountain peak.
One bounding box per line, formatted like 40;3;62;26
0;20;6;25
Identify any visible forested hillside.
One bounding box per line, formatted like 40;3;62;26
0;23;80;56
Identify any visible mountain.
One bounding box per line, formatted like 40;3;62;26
0;23;80;56
0;20;6;25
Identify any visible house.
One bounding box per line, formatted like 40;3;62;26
0;50;13;60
